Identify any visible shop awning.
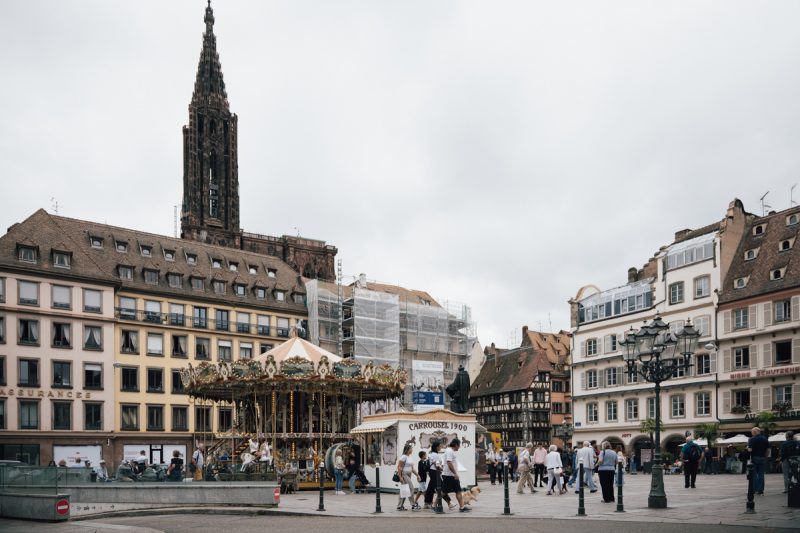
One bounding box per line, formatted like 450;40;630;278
350;419;397;434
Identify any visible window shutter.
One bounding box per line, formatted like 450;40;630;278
598;337;604;355
761;388;772;412
748;305;758;329
794;383;800;406
762;343;772;368
598;370;606;388
580;341;586;357
722;390;731;414
722;348;732;373
792;295;800;322
618;366;625;386
793;338;800;365
709;352;717;374
750;344;759;369
580;372;586;391
604;336;611;354
723;311;732;334
750;387;760;412
762;302;773;328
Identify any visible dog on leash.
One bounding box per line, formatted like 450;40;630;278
461;486;482;505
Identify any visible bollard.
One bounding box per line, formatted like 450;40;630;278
615;461;625;513
374;464;382;514
503;459;512;515
317;465;326;512
433;466;445;514
745;463;755;514
577;463;586;516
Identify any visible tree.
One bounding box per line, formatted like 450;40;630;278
754;411;778;437
640;418;663;443
694;422;720;447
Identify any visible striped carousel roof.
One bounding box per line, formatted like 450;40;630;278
255;335;343;365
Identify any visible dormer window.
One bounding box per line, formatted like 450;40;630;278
90;237;104;249
771;268;786;281
186;253;197;266
753;224;765;236
213;280;226;294
229;262;238;272
18;245;37;263
168;273;182;289
256;287;266;300
140;245;152;257
779;239;794;252
116;241;128;253
212;259;222;269
275;290;285;302
190;277;204;291
744;248;759;261
234;284;246;296
734;277;748;289
164;249;176;261
118;265;133;280
144;269;159;285
53;251;71;269
293;293;305;305
267;268;277;278
787;214;798;226
248;265;257;275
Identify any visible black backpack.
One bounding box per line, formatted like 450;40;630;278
687;444;701;462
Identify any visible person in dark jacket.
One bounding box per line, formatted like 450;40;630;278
778;431;798;493
413;451;430;508
747;427;769;495
508;449;519;482
738;448;750;475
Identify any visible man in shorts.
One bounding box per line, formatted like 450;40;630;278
441;438;470;512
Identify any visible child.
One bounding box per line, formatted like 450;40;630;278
413;451;429;508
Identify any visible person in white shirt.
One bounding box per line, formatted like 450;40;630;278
135;450;148;474
516;443;536;494
424;441;454;510
441;439;471;513
575;441;597;492
486;447;498;485
95;459;110;482
396;444;420;511
545;445;564;495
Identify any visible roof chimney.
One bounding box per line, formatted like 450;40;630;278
627;267;638;283
674;228;692;240
357;273;367;288
522;325;528;335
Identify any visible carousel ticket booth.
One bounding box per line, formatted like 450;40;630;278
350;408;477;491
181;334;406;490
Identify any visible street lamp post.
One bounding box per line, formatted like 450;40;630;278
619;316;699;509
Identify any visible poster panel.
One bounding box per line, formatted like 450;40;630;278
412;360;444;410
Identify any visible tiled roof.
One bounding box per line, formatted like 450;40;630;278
522;328;572;366
0;209;307;313
471;345;559;399
719;206;800;304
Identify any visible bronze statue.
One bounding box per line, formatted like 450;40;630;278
445;365;471;413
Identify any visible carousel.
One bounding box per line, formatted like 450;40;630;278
180;333;407;488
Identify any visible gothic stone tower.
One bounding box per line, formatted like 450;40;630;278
181;2;241;248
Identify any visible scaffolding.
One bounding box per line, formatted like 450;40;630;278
342;288;401;366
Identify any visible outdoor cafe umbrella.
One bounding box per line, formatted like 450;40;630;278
720;434;749;444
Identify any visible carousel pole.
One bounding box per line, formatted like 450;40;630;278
272;388;276;461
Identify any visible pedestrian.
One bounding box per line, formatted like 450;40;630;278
516;443;536;494
497;448;508;484
507;449;518;482
486;446;498;485
575;441;598;493
95;459;110;482
166;450;184;481
533;444;547;488
440;439;471;512
346;451;358;493
747;427;769;495
424;441;454;511
680;437;702;489
778;431;799;493
545;444;564;495
629;452;637;474
413;451;429;508
738;447;751;475
396;444;420;511
333;449;346;495
567;447;579;487
135;450;148;474
597;441;617;503
702;447;714;475
191;444;205;481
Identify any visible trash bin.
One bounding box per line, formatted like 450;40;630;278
788;457;800;508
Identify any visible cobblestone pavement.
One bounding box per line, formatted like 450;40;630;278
273;472;798;529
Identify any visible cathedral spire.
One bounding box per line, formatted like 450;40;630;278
192;0;227;106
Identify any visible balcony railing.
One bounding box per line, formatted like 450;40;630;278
114;308;304;338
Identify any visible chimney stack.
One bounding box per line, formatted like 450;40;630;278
627;267;638;283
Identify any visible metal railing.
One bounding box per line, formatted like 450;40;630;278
114;308;302;338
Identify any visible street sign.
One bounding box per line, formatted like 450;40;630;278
56;499;69;516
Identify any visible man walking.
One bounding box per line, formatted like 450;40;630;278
680;437;702;488
441;439;471;512
516;443;536;494
533;444;547;488
575;441;597;493
747;427;769;495
192;444;205;482
567;446;579;487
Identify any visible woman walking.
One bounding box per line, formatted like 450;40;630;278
397;444;420;511
597;441;617;503
334;449;346;495
545;445;564;495
424;441;454;510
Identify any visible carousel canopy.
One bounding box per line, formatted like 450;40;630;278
256;336;343;365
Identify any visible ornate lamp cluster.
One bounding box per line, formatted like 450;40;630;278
619;316;700;384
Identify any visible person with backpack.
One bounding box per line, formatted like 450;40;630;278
778;431;799;493
681;437;702;489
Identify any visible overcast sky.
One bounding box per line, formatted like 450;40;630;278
2;1;799;348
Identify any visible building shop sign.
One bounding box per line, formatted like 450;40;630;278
745;410;800;422
727;366;799;381
0;388;93;399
